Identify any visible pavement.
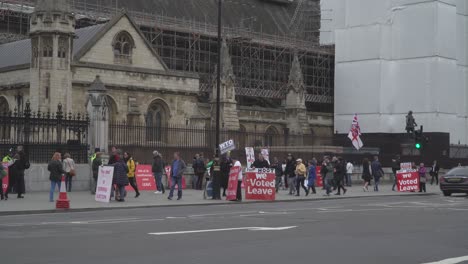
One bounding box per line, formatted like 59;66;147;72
0;193;467;264
0;184;441;215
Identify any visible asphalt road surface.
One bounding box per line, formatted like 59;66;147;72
0;194;467;264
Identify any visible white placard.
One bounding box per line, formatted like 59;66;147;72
219;139;236;155
95;166;114;203
261;148;270;165
400;162;413;171
245;147;255;169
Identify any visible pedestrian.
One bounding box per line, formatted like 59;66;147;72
430;160;440;185
391;155;401;191
323;157;334;196
295;159;308;196
371;156;384;192
346;160;354;187
307;159;317;195
192;153;206;190
124;152;140;198
62;153;76;192
220;153;232;197
108;146;118;165
3;148;16;195
168;152;186;200
418;163;427;193
334;157;347;195
232;157;243;201
362;158;372;192
284;154;296;195
10;146;29;199
152;151;165;194
271;157;283;193
91;152;102;194
251;153;269;169
320;157;328;190
112;150;129;202
0;164;7;200
48;152;65;202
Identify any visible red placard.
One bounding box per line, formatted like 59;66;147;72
226;166;241;201
245;168;276;201
396;170;420;192
126;165;156;191
315;165;323;187
2;163;8;195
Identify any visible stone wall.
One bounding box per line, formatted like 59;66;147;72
23;164;92;192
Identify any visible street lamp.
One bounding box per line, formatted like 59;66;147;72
215;0;222;158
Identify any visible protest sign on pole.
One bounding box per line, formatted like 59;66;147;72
95;166;114;203
245;168;276;201
400;162;413;171
2;163;8;195
226;166;241;201
126;164;156;191
245;147;255;169
396;170;420;192
219;139;236;155
261;148;270;164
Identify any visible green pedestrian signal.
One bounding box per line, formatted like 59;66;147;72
415;143;421;149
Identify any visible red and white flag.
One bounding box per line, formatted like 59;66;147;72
348;114;363;150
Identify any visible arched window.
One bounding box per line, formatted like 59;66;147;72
42;36;53;57
146;101;169;142
113;31;134;64
264;126;278;147
58;37;68;58
0;97;10;139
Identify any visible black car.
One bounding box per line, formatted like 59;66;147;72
440;167;468;196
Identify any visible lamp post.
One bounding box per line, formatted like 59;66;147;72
215;0;222;157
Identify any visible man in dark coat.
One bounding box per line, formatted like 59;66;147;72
10;146;29;199
284;154;296;195
220;154;232;197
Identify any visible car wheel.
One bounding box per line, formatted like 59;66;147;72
443;191;451;197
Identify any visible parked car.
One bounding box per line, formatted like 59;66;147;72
440;167;468;196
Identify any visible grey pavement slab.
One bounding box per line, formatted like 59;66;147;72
0;184;441;215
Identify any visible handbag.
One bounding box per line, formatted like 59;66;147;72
66;159;76;177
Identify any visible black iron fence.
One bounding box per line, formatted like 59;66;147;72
0;101;89;163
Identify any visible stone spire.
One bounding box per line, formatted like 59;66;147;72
35;0;71;14
221;39;235;83
285;53;305;109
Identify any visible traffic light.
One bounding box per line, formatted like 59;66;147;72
415;142;422;149
414;125;428;149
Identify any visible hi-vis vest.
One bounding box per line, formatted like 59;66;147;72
90;153;97;162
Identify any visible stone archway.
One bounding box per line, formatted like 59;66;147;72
264;126;279;147
146;99;170;142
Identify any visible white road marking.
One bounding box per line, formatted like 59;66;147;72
148;226;297;236
73;219;164;225
165;216;187;219
422;255;468;264
317;208;391;213
239;212;293;217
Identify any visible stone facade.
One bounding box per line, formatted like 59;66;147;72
0;0;333;148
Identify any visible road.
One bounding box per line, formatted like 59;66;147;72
0;194;467;264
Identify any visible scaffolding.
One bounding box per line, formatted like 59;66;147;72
0;0;334;112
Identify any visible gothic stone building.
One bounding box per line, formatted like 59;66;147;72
0;0;333;154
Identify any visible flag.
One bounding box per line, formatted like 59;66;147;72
348;114;363;150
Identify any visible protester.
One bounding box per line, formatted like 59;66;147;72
91;152;102;194
168;152;186;200
391;155;401;191
294;159;308;196
285;154;296;195
3;148;16;195
251;153;269;169
334;157;347;195
220;153;233;197
271;157;283;193
362;158;372;192
192;153;206;190
62;153;76;192
112;150;129;202
371;156;384;192
419;163;427;193
48;152;65;202
124;152;140;198
430;160;440;185
0;164;6;200
152;151;165;194
232;157;243;201
345;160;353;187
10;146;29;199
307;159;317;195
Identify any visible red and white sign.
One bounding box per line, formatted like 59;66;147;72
396;170;420;192
226;166;241;201
2;163;8;195
315;165;323;187
126;165;156;191
95;166;114;203
245;168;276;201
400;162;413;171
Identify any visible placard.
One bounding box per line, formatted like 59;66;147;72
400;162;413;171
396;170;420;192
261;148;270;165
2;163;8;195
245;168;276;201
95;166;114;203
219;139;236;155
226;166;241;201
126;164;156;191
245;147;255;169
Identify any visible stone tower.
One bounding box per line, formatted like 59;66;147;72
285;53;309;135
29;0;75;113
211;39;240;130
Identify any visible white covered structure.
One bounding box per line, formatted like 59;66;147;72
321;0;468;144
